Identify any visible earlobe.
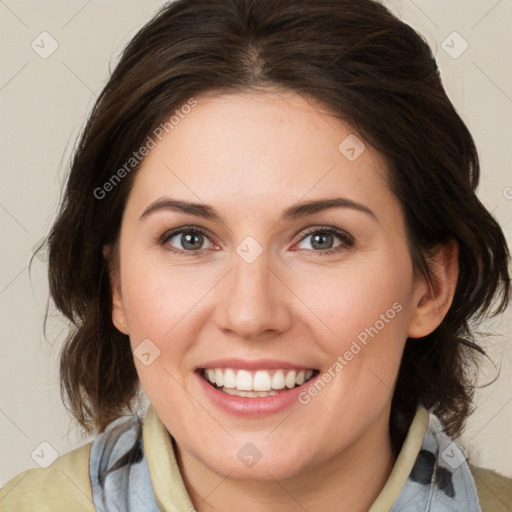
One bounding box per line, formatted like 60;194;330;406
407;240;459;339
103;243;129;335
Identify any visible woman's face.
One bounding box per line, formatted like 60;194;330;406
110;90;435;480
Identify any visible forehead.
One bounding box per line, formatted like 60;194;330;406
126;90;398;223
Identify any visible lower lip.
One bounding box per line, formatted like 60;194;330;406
196;372;316;416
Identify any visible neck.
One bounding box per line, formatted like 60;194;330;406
176;407;397;512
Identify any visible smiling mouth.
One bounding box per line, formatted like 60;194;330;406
199;367;319;398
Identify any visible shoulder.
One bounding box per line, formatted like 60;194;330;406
469;464;512;512
0;442;95;512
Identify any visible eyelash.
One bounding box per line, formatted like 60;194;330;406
159;225;355;256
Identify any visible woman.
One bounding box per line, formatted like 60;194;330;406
1;0;511;510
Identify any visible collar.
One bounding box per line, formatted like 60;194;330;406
369;405;429;511
143;405;194;511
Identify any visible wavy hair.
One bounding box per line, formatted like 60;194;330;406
43;0;510;454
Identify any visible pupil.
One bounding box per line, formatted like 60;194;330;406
182;232;203;250
312;233;332;250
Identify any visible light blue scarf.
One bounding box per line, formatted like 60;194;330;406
89;409;481;511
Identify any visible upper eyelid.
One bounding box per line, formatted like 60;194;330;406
297;226;353;242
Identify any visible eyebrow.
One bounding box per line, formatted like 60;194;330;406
139;197;377;223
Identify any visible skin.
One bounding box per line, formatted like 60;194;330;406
109;89;458;512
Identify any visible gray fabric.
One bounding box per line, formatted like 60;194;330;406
391;413;482;511
89;409;481;512
89;415;160;512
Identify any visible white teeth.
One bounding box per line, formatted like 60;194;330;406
271;370;286;389
223;388;280;397
253;370;272;391
223;368;236;389
214;368;223;387
236;370;253;391
203;367;316;394
296;370;306;386
285;370;296;389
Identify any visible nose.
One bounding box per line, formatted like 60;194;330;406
214;248;292;341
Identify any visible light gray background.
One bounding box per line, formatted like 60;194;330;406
1;0;511;486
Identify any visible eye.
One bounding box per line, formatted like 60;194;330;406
159;225;354;256
160;226;216;254
295;226;354;255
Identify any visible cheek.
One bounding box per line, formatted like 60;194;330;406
120;255;205;337
289;250;415;414
294;251;412;343
119;262;203;409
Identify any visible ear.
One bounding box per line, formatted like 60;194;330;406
407;239;459;338
103;244;129;335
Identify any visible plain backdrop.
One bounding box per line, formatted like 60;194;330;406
1;0;511;486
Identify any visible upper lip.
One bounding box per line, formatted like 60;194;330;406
197;358;317;371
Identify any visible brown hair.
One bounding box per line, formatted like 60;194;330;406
44;0;510;453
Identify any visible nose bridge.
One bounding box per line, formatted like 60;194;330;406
215;240;291;339
235;240;274;295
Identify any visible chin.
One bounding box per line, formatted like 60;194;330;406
195;442;315;481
